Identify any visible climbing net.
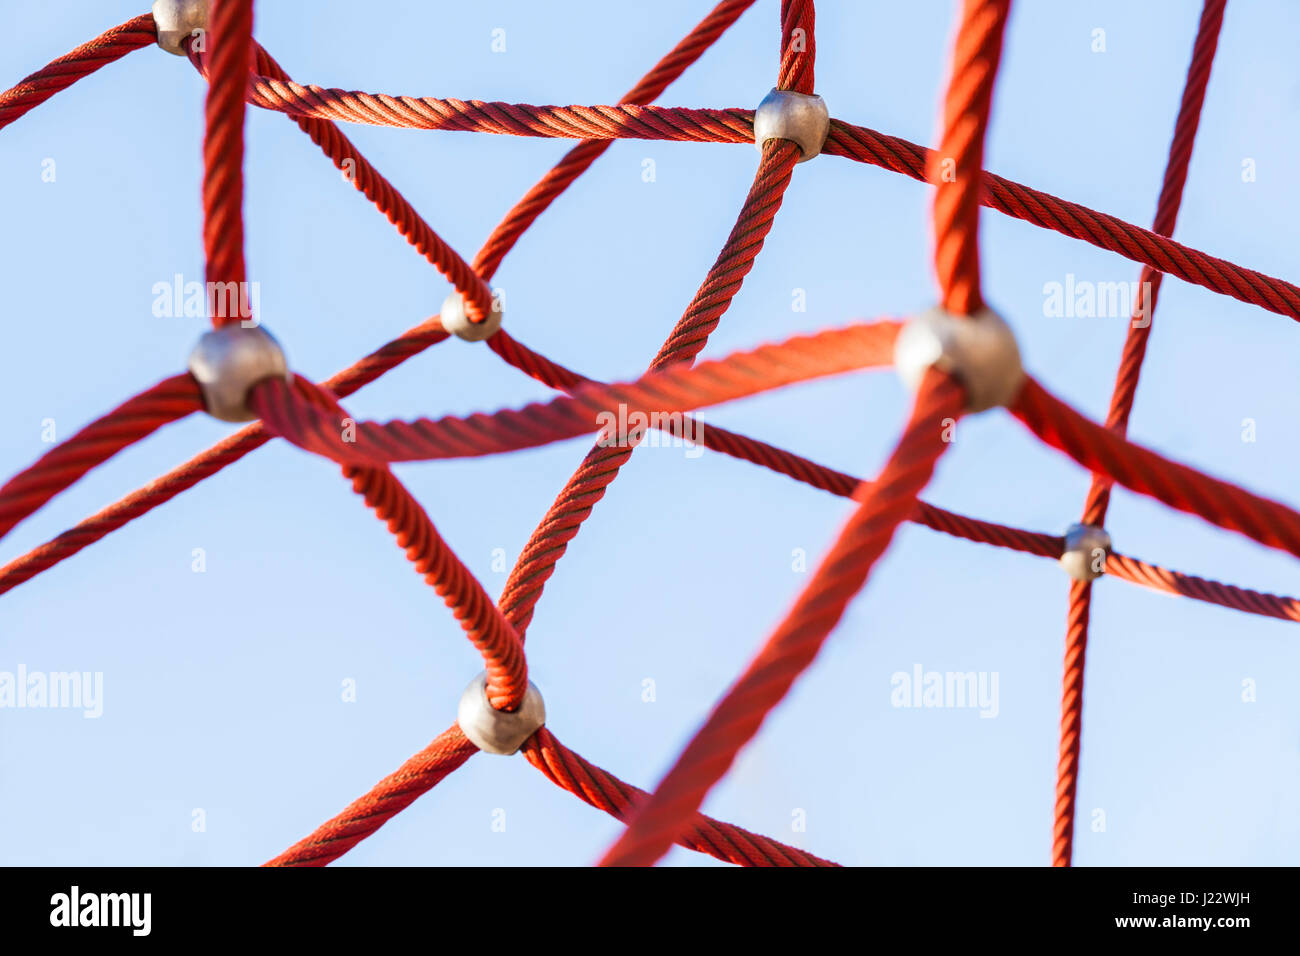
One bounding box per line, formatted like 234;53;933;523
1;0;1290;867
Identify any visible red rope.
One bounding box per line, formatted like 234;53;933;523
264;722;832;867
821;121;1300;324
1105;552;1300;622
4;2;1300;869
264;727;477;866
929;0;1011;315
248;320;899;466
202;0;254;324
1054;0;1226;868
522;728;837;866
0;14;156;132
285;375;529;710
0;0;761;602
777;0;816;94
275;94;809;867
212;77;1300;327
189;42;495;322
408;142;802;654
599;370;966;866
0;375;201;542
474;0;759;280
1012;376;1300;561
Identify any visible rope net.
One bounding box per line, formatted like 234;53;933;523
1;0;1283;866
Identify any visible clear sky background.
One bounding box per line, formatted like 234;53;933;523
2;0;1298;867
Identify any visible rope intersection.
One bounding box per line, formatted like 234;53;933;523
0;0;1286;866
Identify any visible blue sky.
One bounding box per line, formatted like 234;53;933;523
1;0;1298;866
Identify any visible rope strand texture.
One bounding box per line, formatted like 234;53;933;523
1012;376;1300;562
0;375;201;542
203;0;254;319
930;0;1011;315
282;375;529;710
249;320;899;466
777;0;816;93
0;13;156;132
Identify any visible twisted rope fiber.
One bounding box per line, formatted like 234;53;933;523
1104;553;1300;622
249;320;899;466
202;2;525;713
930;0;1011;316
600;371;967;866
268;722;829;868
1055;576;1092;864
1013;376;1300;561
3;0;1300;868
777;0;816;94
203;0;253;314
0;13;155;132
241;80;757;142
285;375;529;711
485;327;1062;557
265;727;478;866
0;375;201;542
476;141;801;647
819;121;1300;323
263;129;823;866
522;728;837;866
344;461;527;706
1055;0;1226;868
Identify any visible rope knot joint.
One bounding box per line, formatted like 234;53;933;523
152;0;209;56
753;87;829;162
457;671;546;755
1060;523;1112;582
188;324;290;422
894;304;1024;412
441;290;503;342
